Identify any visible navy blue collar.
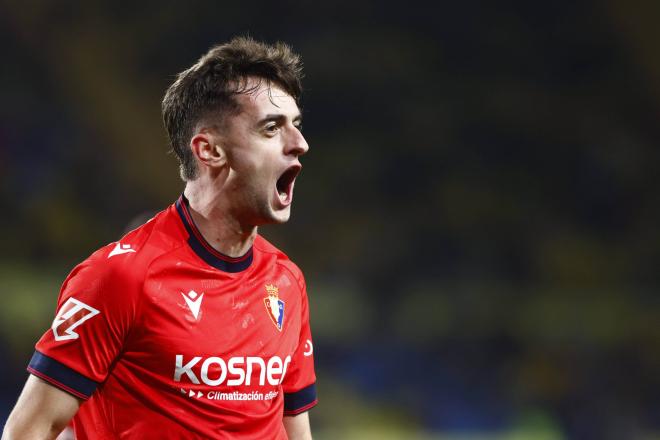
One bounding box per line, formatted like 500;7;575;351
175;195;253;273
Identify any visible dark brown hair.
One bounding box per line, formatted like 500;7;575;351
162;36;303;180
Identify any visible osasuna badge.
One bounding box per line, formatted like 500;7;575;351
263;284;285;331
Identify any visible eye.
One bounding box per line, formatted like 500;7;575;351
294;122;303;132
264;123;280;135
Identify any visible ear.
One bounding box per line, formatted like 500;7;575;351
190;132;227;170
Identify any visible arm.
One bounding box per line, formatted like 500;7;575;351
283;412;312;440
2;375;81;440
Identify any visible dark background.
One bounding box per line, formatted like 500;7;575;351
1;1;659;439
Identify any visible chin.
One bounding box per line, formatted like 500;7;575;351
270;208;292;224
254;206;291;226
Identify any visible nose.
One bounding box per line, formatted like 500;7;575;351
285;126;309;157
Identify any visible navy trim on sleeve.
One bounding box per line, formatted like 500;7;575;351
28;351;98;400
284;383;317;415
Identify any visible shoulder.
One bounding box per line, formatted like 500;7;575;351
64;206;183;290
254;234;306;291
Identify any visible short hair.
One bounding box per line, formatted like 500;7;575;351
162;36;304;181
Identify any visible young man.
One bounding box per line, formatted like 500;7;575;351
3;37;316;439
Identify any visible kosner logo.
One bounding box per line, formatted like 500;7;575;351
174;355;291;387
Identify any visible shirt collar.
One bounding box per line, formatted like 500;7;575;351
175;194;253;273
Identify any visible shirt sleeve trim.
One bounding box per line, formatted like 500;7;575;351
28;351;98;400
283;399;318;416
283;382;317;414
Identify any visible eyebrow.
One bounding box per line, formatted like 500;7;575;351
259;113;303;125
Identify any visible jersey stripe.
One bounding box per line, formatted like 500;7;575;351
28;351;98;399
283;383;317;415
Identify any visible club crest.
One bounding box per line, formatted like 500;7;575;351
263;284;285;331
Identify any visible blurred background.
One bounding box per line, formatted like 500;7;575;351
1;1;659;439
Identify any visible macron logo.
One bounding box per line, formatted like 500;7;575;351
108;242;136;258
182;290;204;320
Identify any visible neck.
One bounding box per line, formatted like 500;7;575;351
183;182;257;258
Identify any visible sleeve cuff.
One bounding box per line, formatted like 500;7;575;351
27;351;98;400
283;383;317;415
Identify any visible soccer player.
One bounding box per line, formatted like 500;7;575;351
2;37;317;439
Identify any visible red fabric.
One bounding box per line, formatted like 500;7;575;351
33;201;316;439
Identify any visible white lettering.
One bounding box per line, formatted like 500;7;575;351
207;390;269;401
227;357;245;386
200;357;227;386
174;355;291;387
174;355;201;383
266;356;283;385
245;357;266;386
280;356;291;384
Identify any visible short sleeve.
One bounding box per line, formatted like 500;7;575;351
29;252;140;399
281;277;317;415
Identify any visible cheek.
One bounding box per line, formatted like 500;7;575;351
239;152;275;177
228;141;266;170
226;141;277;184
230;159;273;195
227;154;259;182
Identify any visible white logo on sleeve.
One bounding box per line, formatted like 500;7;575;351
182;290;204;320
51;298;100;341
303;339;313;356
108;242;136;258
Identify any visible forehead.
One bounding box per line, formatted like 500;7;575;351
233;78;300;119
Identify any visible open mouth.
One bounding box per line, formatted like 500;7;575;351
275;165;301;206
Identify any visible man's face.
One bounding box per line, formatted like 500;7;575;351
218;78;309;226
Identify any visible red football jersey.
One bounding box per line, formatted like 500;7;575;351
29;195;317;439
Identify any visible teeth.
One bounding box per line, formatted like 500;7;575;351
276;166;299;205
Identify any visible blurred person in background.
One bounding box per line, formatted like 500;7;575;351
2;36;316;440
